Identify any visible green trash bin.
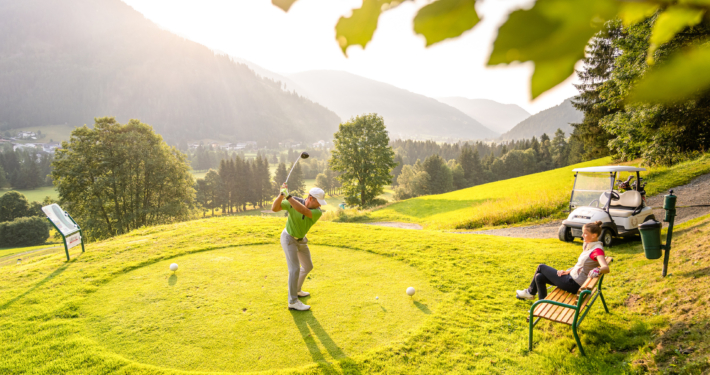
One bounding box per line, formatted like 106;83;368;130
639;219;663;259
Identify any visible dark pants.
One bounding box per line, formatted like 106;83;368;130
528;264;580;299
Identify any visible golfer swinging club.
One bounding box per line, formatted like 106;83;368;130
271;183;327;311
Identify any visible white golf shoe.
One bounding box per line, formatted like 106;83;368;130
516;289;535;300
297;291;310;297
288;300;311;311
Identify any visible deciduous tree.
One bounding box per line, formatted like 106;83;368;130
0;191;31;222
52;117;195;240
330;114;396;208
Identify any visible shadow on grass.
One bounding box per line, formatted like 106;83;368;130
168;274;177;286
644;319;710;373
413;300;431;314
0;256;77;310
290;310;361;374
679;266;710;279
543;316;657;366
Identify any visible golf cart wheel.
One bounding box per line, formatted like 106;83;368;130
558;225;573;242
600;229;613;247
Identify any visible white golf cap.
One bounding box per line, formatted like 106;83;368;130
309;187;327;206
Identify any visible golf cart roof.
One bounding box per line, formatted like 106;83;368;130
573;166;647;173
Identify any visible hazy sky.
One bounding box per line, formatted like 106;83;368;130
121;0;581;114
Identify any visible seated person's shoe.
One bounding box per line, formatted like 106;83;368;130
288;300;311;311
297;291;310;297
516;289;535;300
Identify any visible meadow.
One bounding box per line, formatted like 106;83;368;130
363;154;710;230
1;213;709;374
7;124;76;143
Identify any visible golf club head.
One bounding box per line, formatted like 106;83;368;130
300;152;309;159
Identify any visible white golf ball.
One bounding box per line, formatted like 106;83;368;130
376;296;379;300
406;287;415;296
170;263;178;272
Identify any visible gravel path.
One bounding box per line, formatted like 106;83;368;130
459;173;710;239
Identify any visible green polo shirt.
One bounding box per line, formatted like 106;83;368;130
282;198;322;238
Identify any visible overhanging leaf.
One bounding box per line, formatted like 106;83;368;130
413;0;479;46
335;0;407;56
531;58;578;99
488;0;619;99
272;0;298;12
631;42;710;103
618;2;660;26
648;6;705;62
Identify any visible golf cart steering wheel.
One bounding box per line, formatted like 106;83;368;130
610;191;620;201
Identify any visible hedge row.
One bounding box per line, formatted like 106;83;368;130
0;216;50;247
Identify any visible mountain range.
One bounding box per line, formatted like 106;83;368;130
0;0;340;143
436;97;530;134
287;71;499;140
500;98;583;140
0;0;578;144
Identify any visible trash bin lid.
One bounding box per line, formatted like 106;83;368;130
638;219;662;230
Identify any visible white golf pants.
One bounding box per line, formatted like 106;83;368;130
280;230;314;304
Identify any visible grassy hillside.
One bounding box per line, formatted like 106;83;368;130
366;154;710;230
1;214;709;373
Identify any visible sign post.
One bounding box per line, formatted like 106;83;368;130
41;204;85;261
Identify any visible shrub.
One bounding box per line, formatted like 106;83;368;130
0;216;50;247
0;191;31;222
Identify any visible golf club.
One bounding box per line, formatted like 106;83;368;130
284;152;309;184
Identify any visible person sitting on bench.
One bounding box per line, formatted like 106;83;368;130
516;221;611;300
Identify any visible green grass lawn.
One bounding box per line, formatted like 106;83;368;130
0;186;59;202
8;124;77;143
2;214;709;373
365;154;710;230
0;243;61;260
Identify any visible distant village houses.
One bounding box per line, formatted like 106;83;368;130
312;140;331;148
188;141;258;151
11;142;60;153
16;131;37;139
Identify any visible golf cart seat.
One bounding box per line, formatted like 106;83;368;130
600;190;643;217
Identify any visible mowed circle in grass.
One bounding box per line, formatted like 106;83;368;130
80;244;442;373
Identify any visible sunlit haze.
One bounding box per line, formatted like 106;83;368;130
121;0;580;114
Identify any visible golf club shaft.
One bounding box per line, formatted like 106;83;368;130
284;155;302;184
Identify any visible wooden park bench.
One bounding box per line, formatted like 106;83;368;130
528;257;613;356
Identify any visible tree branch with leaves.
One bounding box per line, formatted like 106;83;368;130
273;0;710;104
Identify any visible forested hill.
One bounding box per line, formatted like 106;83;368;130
437;97;530;133
288;71;499;140
0;0;340;143
500;98;583;140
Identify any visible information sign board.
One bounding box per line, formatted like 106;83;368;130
66;232;82;249
42;204;79;236
41;204;84;260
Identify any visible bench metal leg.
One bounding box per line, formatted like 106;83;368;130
599;290;609;313
572;323;585;356
529;310;535;351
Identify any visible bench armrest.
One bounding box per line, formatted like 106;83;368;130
579;257;613;292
